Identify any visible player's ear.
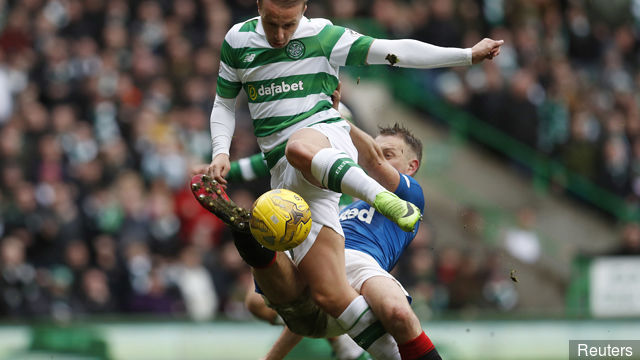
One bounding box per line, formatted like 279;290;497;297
407;159;419;177
257;0;262;15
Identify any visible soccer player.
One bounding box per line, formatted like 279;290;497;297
194;122;437;359
207;0;502;357
264;123;433;360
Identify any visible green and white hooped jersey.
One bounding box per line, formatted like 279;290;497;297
216;16;374;169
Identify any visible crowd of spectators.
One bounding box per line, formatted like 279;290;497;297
0;0;636;322
0;0;263;321
358;0;640;203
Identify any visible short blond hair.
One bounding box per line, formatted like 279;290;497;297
378;123;423;169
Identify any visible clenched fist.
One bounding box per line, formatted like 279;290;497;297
471;38;504;64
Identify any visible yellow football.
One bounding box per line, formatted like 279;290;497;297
250;189;312;251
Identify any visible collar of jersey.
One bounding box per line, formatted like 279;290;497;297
256;16;309;40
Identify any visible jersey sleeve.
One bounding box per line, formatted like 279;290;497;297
227;153;269;183
394;172;425;213
216;32;243;98
320;25;374;67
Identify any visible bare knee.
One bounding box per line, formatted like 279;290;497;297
310;288;335;311
380;303;421;342
285;128;330;169
385;303;414;327
285;140;314;169
310;286;352;317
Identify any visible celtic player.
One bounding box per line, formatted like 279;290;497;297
207;0;502;359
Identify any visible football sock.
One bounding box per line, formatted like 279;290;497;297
398;332;441;360
310;148;385;204
337;296;400;360
231;231;276;268
328;334;367;360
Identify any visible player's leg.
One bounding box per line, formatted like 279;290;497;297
297;226;399;360
252;251;305;305
190;176;329;336
245;281;282;325
328;335;372;360
285;125;420;232
361;277;441;360
193;156;397;358
245;274;369;360
230;230;304;305
237;236;329;338
191;174;305;304
361;277;421;342
279;126;401;359
297;226;357;315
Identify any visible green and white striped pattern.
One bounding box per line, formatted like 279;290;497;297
227;153;269;182
216;16;373;162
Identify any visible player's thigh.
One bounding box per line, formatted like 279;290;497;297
361;276;412;312
288;127;331;153
273;162;344;266
254;252;306;305
361;276;422;342
298;226;358;317
288;120;355;154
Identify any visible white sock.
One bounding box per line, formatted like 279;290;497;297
310;148;386;204
328;334;366;360
337;296;400;360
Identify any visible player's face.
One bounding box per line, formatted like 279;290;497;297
257;0;306;48
375;135;418;176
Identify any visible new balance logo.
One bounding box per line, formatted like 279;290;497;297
339;206;375;224
244;53;255;63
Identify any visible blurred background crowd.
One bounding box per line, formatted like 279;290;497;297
0;0;639;323
404;0;640;200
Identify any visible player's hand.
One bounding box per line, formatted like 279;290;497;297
471;38;504;64
190;163;209;176
331;81;342;110
208;154;230;185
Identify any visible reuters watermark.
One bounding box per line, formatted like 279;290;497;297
570;340;640;359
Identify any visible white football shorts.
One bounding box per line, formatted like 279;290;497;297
269;120;357;265
324;249;410;337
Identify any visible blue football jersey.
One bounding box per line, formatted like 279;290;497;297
341;172;425;272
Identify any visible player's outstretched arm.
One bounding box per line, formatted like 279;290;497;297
261;327;303;360
245;289;282;325
366;37;503;68
349;125;400;192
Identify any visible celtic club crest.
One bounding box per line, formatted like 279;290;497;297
285;40;305;59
